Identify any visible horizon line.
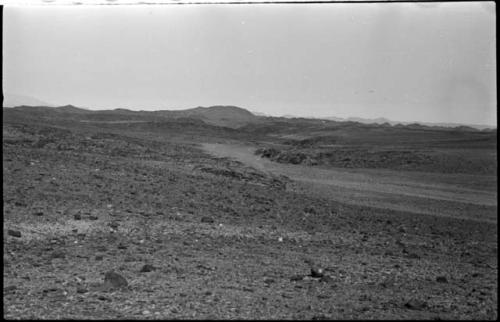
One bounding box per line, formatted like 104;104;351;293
3;103;497;129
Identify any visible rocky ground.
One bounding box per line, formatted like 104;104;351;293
3;121;498;319
254;144;496;175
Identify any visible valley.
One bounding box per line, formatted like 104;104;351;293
3;105;497;319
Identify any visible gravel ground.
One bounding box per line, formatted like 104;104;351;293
3;122;497;320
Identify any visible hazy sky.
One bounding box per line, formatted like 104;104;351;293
3;2;496;125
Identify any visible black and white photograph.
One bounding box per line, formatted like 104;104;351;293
2;0;497;319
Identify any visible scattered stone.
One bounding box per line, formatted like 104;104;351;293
96;246;107;252
196;264;214;271
74;214;82;220
140;264;156;273
142;310;151;315
264;278;275;285
8;230;21;238
320;275;335;283
124;256;138;262
404;299;427;310
103;271;128;289
290;275;304;282
5;285;17;292
51;251;66;259
42;287;59;293
379;279;394;288
407;253;420;259
436;276;448;283
201;216;214;223
76;287;88;294
312;314;331;320
304;258;315;266
310;267;324;278
304;206;317;214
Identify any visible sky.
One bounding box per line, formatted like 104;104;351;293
3;2;497;125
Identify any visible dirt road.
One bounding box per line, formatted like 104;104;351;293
202;143;497;223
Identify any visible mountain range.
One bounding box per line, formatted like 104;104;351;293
320;116;495;131
2;93;495;131
3;93;54;108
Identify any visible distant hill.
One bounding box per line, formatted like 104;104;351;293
250;110;271;117
3;104;261;129
322;115;495;131
4;102;495;132
347;116;392;124
55;105;92;114
153;105;259;128
3;93;54;108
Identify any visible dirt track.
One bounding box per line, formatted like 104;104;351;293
202;143;497;223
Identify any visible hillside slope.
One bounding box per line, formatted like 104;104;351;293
153;105;259;128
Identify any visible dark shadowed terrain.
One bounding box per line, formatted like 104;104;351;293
3;105;497;319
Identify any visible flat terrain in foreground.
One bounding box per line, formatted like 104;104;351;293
3;113;498;319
